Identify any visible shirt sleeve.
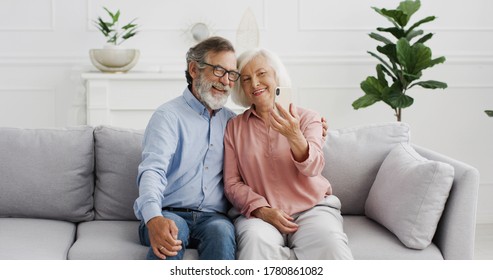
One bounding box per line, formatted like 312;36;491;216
223;120;270;218
133;111;178;223
292;110;326;177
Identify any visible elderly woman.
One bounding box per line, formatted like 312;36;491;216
223;48;353;260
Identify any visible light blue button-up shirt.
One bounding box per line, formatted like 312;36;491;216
133;87;236;223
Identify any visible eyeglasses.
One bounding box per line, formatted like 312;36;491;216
201;62;241;82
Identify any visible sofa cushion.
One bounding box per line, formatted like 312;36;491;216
365;143;454;249
0;218;76;260
93;126;143;220
323;122;410;214
68;220;147;259
0;127;94;222
343;216;443;259
68;220;198;260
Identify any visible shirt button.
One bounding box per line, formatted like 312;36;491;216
205;166;209;170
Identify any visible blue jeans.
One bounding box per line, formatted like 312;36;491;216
139;210;236;260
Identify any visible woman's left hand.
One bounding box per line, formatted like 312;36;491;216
270;103;309;162
270;103;303;141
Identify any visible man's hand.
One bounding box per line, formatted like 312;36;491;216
252;207;298;234
146;216;183;259
321;116;328;140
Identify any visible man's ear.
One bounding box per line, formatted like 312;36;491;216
189;61;200;79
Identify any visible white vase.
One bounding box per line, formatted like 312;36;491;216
89;46;140;73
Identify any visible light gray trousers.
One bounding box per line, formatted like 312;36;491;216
233;195;353;260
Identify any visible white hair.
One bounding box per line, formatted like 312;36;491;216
232;48;292;108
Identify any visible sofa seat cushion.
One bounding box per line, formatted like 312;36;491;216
0;126;95;222
0;218;76;260
344;216;443;260
68;221;198;260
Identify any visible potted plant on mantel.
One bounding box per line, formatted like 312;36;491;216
89;7;140;73
352;0;447;121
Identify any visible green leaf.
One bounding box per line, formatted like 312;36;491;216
122;19;138;30
406;16;436;35
397;38;433;75
354;76;388;109
402;71;422;83
406;29;423;41
398;0;421;20
428;56;446;68
415;33;434;44
97;18;111;33
385;81;414;109
352;95;381;109
369;32;393;45
376;64;388;87
351;95;380;110
410;80;448;89
485;110;493;117
114;10;121;22
360;76;386;96
377;27;406;39
377;44;397;65
372;7;399;28
368;51;397;79
122;29;138;40
389;93;414;109
379;9;409;27
380;65;397;83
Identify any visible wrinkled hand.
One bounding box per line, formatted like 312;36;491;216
146;216;183;259
252;207;298;234
271;103;309;162
270;103;303;141
321;116;328;141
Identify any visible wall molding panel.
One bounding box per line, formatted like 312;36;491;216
0;0;55;31
0;87;57;127
2;53;493;66
86;0;267;32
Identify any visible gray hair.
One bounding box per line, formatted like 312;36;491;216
185;36;235;85
232;48;292;108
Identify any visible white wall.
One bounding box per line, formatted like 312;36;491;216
1;0;492;223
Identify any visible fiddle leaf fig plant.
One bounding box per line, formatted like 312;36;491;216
94;7;139;46
352;0;447;121
486;110;493;117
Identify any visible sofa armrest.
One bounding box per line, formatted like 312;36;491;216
412;144;480;260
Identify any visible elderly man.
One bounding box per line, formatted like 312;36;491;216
134;36;239;260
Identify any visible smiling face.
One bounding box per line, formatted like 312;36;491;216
239;55;278;112
190;50;237;111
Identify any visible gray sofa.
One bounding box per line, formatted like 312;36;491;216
0;123;479;260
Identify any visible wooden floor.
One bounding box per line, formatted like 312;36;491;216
475;223;493;260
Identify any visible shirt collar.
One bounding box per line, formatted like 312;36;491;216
183;86;223;117
243;106;261;121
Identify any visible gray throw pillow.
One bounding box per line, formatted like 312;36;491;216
93;126;143;220
365;142;454;249
0;126;94;222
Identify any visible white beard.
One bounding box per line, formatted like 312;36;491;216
196;73;231;110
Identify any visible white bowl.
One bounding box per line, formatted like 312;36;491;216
89;49;140;73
